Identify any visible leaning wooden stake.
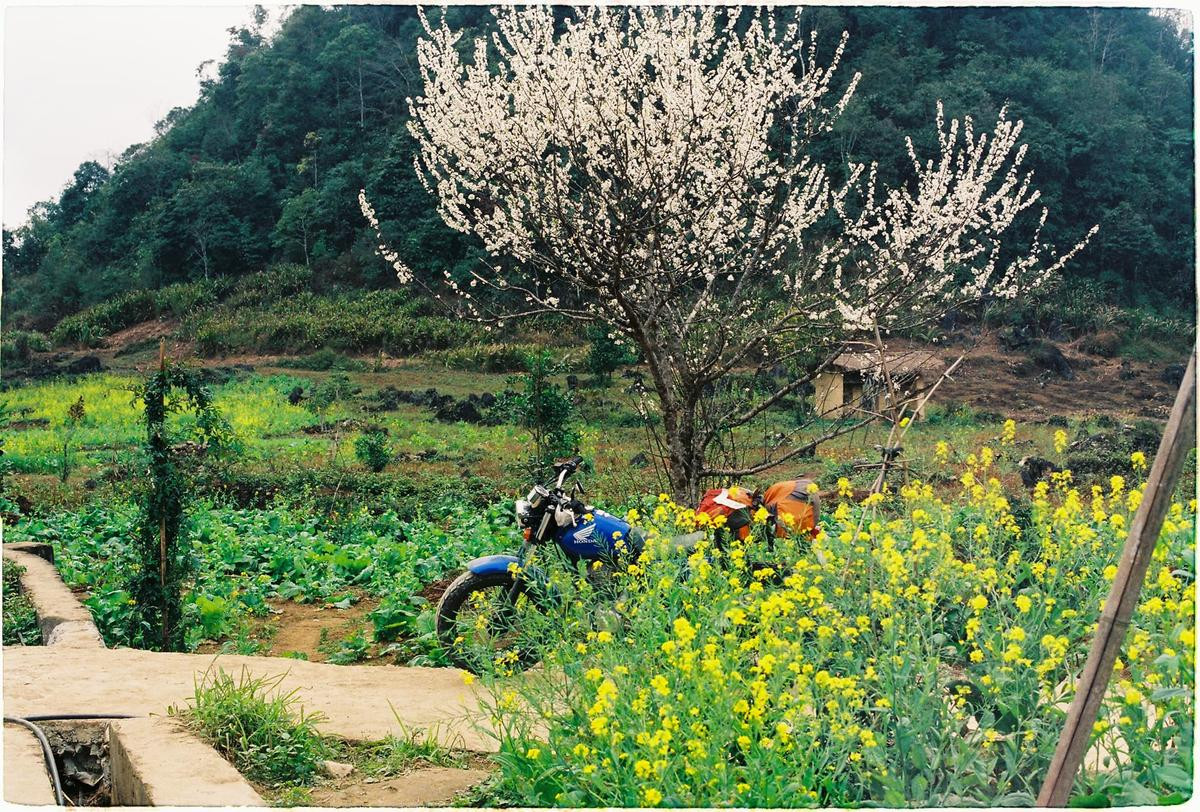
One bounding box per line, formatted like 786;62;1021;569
158;338;169;650
1037;349;1196;806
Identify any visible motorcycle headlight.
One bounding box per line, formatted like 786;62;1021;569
527;485;549;510
515;499;531;524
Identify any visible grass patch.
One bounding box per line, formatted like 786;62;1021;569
270;786;313;807
425;343;539;373
174;667;329;787
340;726;467;776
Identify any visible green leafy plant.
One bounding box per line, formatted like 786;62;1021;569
58;396;86;482
321;628;371;664
2;560;42;645
176;667;329;787
354;427;392;473
219;618;273;656
8;497;516;656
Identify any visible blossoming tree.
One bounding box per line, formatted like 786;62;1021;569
368;6;1095;501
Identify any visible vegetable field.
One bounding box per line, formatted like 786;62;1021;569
2;360;1193;806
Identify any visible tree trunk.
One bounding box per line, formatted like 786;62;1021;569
662;387;705;504
628;318;706;504
358;66;365;128
667;425;705;505
196;234;210;280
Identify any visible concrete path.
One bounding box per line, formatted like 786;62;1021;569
3;544;105;647
4;721;58;805
5;541;497;753
109;717;265;806
3;646;496;752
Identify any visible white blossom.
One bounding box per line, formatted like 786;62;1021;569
364;6;1096;495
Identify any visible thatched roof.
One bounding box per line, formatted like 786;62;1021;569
829;350;945;377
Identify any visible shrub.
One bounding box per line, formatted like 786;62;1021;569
489;351;581;474
586;325;638;383
219;264;313;310
188;289;473;356
1062;420;1163;483
0;329;50;366
177;668;329;787
278;348;368;372
982;279;1194;347
49;280;226;347
52;289;158;346
354;427;393;473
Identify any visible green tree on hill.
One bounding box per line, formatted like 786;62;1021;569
1;6;1192;332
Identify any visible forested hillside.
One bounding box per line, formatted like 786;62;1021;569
2;5;1193;332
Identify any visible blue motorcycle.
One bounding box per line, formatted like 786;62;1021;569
435;456;647;671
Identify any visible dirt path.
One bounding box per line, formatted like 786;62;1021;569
193;596;382;663
308;765;492;807
3;646;495;752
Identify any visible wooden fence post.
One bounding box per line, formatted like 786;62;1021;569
1037;349;1196;806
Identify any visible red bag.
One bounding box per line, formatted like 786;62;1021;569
696;486;755;541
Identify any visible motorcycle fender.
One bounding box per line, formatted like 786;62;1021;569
465;555;549;585
465;554;523;577
464;555;554;604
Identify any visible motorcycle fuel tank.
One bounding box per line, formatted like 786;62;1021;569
556;509;640;560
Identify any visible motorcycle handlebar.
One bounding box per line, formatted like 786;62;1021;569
550;455;585;490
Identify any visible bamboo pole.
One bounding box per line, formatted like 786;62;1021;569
1037;349;1196;806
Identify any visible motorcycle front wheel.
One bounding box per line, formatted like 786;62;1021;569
435;569;544;674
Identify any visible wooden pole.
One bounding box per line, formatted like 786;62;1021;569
1037;349;1196;806
159;339;169;650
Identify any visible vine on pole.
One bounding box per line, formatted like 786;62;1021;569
129;341;230;650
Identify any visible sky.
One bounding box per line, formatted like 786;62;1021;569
3;4;282;228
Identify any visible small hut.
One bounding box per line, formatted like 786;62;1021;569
814;350;946;419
